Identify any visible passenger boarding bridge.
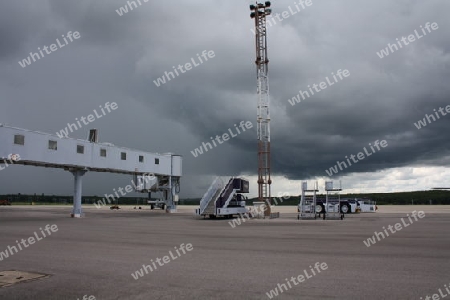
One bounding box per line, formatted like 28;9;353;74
0;124;182;217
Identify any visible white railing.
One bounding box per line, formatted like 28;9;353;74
223;189;238;208
218;177;234;207
199;177;224;215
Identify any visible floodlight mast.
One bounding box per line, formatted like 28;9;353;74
250;1;272;213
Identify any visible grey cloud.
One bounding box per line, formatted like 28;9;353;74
1;0;450;197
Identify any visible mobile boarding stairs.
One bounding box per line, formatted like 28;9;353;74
195;177;249;219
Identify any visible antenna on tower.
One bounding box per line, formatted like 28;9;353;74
250;1;272;216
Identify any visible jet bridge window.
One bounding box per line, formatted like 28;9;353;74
48;140;57;150
155;158;159;165
14;135;25;145
121;152;127;160
139;155;144;163
77;145;84;154
100;149;106;157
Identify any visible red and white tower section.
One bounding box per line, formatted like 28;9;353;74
250;1;272;213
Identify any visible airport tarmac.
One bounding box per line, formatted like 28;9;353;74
0;205;449;300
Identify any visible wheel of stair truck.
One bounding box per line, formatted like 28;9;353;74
161;204;166;210
209;214;216;219
150;204;154;210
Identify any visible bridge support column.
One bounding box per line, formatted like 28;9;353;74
164;177;180;213
71;170;87;218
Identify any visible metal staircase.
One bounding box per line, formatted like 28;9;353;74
197;177;225;215
196;177;248;218
202;188;223;215
223;187;238;208
215;178;235;208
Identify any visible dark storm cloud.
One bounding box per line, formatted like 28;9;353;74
268;0;450;180
1;0;450;197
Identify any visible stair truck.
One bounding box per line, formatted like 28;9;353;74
195;177;249;219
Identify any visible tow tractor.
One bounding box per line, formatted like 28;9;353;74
309;198;377;214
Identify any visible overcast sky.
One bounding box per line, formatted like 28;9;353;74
1;0;450;199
